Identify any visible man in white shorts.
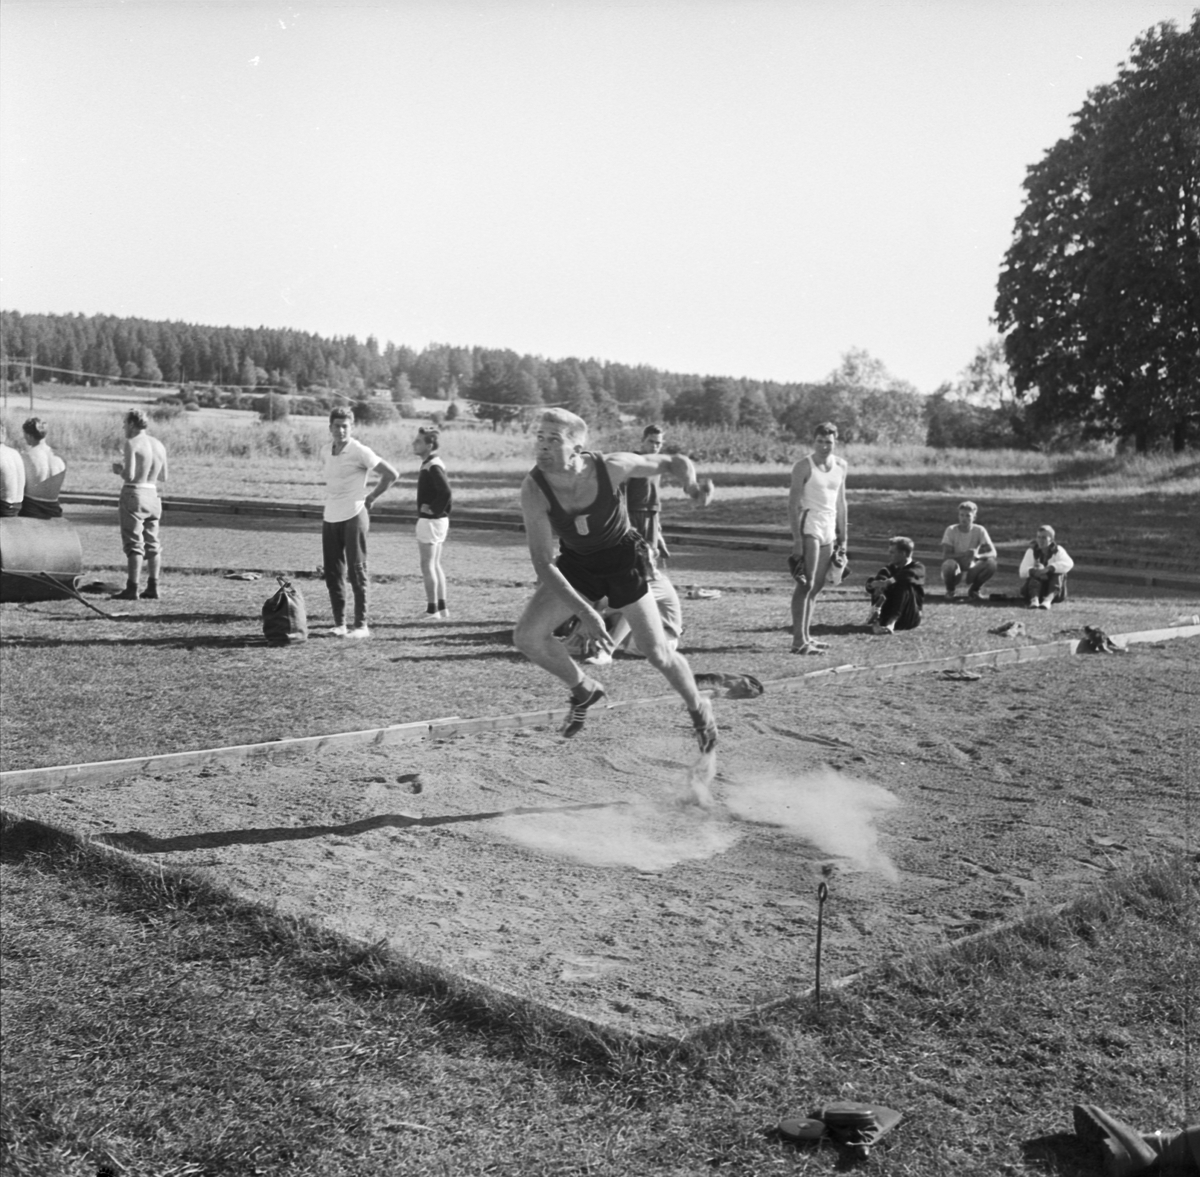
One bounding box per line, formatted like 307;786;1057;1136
322;407;398;639
412;426;452;620
111;408;168;600
788;421;848;654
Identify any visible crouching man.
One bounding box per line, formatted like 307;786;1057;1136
513;408;717;753
866;536;925;635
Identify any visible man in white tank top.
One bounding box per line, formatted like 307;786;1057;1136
787;422;848;654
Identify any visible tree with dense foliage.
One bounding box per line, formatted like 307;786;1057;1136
995;14;1200;451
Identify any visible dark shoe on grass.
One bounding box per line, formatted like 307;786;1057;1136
139;585;160;600
110;587;139;601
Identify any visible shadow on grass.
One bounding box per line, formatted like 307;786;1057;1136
97;799;630;855
1020;1131;1096;1176
1;632;273;650
0;818;73;864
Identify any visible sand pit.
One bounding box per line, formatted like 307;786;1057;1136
7;636;1195;1040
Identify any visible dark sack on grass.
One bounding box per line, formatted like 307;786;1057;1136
262;575;308;645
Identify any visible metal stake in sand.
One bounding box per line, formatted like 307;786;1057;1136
815;879;829;1012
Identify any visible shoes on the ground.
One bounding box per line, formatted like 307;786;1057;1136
944;590;956;601
328;624;349;637
872;623;894;636
865;609;880;626
437;609;450;621
690;698;718;754
582;649;613;667
110;587;140;601
791;642;823;655
967;590;984;602
346;625;371;639
139;586;160;600
1041;598;1053;611
561;683;606;738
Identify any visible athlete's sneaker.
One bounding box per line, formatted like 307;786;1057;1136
436;609;450;621
581;649;613;667
690;699;718;754
561;684;606;738
328;624;349;637
139;585;160;600
110;586;140;601
346;625;371;640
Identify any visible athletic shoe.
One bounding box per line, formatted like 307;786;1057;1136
139;586;160;600
1041;598;1053;611
944;590;956;602
346;625;371;639
110;587;140;601
967;590;985;602
436;609;450;621
872;623;895;636
328;624;349;636
690;699;718;754
581;649;613;667
561;683;606;738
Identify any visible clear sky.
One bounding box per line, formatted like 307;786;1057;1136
1;0;1195;392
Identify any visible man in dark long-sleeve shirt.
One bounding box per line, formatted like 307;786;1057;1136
866;536;925;635
412;427;452;620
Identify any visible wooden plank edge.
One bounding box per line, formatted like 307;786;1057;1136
0;717;459;799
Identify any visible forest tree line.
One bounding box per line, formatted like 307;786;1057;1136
1;310;1035;450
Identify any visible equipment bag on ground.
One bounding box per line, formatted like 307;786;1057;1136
262;575;308;644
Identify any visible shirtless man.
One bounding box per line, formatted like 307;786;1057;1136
0;422;25;516
513;408;717;752
111;408;169;600
19;417;67;519
788;421;848;654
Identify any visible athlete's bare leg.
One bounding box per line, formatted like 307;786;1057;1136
790;536;834;649
418;541;446;606
620;593;704;708
514;581;594;688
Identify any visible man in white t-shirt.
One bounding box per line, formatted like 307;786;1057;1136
322;407;398;639
940;500;998;601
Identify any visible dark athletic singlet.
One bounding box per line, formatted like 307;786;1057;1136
529;453;634;556
623;475;659;515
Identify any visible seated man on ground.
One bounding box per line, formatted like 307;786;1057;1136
940;500;998;601
865;536;925;635
1019;524;1074;609
19;417;67;519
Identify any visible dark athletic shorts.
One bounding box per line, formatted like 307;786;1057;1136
557;532;652;610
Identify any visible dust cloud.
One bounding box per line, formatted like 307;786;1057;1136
494;796;740;873
723;769;900;881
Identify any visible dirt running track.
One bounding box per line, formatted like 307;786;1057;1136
7;637;1197;1040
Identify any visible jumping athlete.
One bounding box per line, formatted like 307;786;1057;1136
788;421;848;654
513;408;717;752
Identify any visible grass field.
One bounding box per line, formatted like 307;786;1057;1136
2;417;1198;1176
